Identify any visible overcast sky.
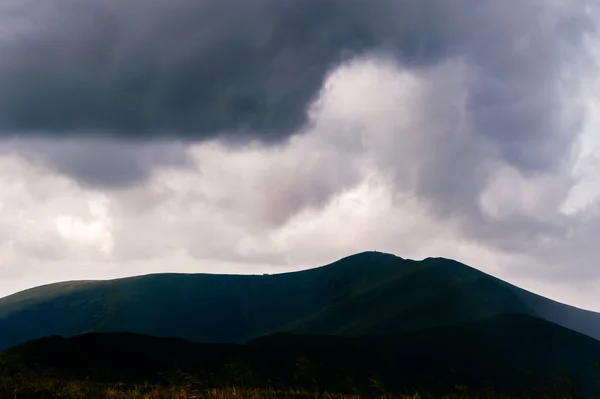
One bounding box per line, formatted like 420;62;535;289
0;0;599;311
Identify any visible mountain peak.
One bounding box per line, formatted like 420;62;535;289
333;250;402;263
0;252;599;352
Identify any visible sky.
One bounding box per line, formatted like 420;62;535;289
0;0;599;311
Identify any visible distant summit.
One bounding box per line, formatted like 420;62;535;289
0;252;599;351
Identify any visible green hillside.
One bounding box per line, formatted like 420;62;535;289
0;251;599;351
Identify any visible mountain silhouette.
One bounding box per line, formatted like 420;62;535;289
1;251;599;352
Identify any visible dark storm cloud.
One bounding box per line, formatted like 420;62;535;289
0;0;448;142
3;139;191;188
461;2;594;173
0;0;594;194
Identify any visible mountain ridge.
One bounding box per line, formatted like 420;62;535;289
0;251;599;351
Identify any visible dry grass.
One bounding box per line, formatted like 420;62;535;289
0;370;578;399
0;377;545;399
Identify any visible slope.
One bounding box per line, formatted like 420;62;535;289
2;314;600;398
0;251;599;351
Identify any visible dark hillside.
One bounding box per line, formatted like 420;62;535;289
1;252;599;352
2;314;600;398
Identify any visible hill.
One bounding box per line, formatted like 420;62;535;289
2;314;600;398
0;251;599;351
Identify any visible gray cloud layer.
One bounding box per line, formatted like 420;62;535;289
4;0;572;144
1;0;594;187
0;0;406;141
1;139;192;188
1;0;599;305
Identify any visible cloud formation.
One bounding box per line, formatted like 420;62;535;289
0;0;594;189
0;0;394;141
2;0;585;147
1;138;192;188
0;0;599;310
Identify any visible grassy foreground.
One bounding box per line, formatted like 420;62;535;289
0;375;572;399
0;382;527;399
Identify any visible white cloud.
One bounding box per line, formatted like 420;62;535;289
1;1;600;315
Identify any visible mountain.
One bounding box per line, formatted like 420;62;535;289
1;251;599;351
3;314;600;397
